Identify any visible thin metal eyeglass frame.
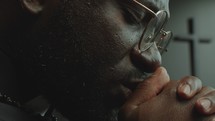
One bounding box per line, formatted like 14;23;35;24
133;0;172;53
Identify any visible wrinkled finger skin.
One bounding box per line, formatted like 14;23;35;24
177;76;202;99
195;88;215;115
119;80;215;121
177;76;215;115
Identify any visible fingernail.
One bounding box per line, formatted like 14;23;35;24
199;98;212;112
180;84;191;95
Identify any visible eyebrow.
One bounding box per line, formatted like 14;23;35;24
134;0;159;12
118;0;159;14
133;0;156;16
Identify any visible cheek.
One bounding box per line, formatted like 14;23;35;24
97;1;143;60
79;5;142;68
68;1;145;80
104;1;143;44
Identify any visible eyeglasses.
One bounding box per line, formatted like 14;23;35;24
133;0;173;54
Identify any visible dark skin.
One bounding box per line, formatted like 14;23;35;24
119;67;215;121
1;0;215;121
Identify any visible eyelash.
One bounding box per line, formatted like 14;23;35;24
122;7;142;25
122;7;150;26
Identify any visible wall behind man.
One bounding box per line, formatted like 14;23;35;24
162;0;215;86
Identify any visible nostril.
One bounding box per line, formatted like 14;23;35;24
130;43;161;73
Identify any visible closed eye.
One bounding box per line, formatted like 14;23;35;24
121;4;152;26
120;3;145;25
126;7;144;23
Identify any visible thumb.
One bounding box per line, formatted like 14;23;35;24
121;67;170;112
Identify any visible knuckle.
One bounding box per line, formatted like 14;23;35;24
179;76;202;87
198;86;215;96
202;86;214;92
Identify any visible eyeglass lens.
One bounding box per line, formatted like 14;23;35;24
139;10;171;54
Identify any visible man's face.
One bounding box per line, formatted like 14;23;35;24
24;0;169;120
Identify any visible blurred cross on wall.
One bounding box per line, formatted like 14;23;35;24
162;0;215;86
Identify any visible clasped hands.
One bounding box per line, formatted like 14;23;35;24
119;67;215;121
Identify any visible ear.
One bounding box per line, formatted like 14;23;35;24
20;0;45;14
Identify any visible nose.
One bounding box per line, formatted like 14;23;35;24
130;42;162;73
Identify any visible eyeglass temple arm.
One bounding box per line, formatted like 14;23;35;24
133;0;156;16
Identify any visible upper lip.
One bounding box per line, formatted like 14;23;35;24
120;71;149;92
